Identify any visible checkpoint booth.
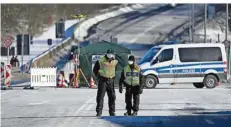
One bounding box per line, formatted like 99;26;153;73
77;40;131;86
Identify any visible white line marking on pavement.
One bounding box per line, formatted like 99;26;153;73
1;91;11;95
56;97;95;127
29;100;50;105
75;98;95;116
204;119;214;124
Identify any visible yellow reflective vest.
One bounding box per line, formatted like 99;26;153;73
99;57;118;78
124;64;140;86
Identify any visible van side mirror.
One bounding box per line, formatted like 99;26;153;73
151;57;158;65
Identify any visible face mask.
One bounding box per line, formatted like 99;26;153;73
107;54;113;58
128;61;134;65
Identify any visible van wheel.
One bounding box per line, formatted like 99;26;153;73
193;83;204;88
145;75;158;89
203;75;218;89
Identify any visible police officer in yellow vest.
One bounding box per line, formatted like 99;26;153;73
119;55;143;116
93;49;118;116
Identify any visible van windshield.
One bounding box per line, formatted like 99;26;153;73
138;47;161;65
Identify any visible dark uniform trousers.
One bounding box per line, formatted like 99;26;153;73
96;76;116;113
125;85;140;112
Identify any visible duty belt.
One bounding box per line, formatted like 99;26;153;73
100;76;115;81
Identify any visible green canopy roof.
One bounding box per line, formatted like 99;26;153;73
80;41;131;55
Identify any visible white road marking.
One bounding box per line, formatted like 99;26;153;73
204;119;214;124
1;91;12;95
74;97;95;115
29;100;50;105
56;97;95;127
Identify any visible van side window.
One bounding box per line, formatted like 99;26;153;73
179;47;222;62
158;49;173;62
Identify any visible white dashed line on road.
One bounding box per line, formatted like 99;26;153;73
29;100;50;105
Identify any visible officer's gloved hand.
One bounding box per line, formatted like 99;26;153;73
138;87;143;94
119;86;123;93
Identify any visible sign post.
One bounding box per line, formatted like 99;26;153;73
3;36;13;64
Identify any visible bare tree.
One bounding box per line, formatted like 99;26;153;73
1;4;120;37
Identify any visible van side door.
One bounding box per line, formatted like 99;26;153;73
152;48;175;83
174;47;202;83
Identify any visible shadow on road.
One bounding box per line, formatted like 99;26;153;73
101;111;231;127
1;116;97;119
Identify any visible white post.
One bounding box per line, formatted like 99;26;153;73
7;47;9;64
229;41;231;80
21;34;24;72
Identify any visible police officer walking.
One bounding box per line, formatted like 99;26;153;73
93;49;118;116
119;55;143;116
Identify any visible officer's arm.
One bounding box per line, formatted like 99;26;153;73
93;60;100;77
139;72;144;89
119;70;125;87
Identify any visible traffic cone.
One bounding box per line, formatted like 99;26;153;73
57;73;64;88
89;77;96;88
73;78;79;88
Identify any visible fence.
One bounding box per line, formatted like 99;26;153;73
31;67;57;87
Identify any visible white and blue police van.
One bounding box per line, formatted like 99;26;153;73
138;43;228;89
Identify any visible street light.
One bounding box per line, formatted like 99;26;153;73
204;4;207;43
226;4;229;41
189;4;192;43
192;4;195;42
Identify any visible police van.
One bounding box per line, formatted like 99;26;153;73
139;43;228;89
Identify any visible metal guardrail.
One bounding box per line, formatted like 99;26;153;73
32;38;73;67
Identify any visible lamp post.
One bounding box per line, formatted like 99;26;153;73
204;4;207;43
192;4;195;42
189;4;192;43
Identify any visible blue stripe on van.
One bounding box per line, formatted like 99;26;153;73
141;62;224;73
174;62;223;68
175;68;224;73
142;68;224;74
175;62;223;67
158;70;171;73
200;68;224;73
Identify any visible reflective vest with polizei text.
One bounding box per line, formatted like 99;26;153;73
99;57;118;78
124;65;140;86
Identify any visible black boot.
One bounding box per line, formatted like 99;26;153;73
132;111;138;116
96;111;102;117
124;110;132;116
109;112;116;116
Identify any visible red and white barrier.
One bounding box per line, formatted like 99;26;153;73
4;64;12;87
57;72;68;88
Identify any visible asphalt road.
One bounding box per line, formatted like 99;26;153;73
1;83;231;127
89;4;205;59
90;4;204;44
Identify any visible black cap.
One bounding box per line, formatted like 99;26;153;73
128;55;135;62
106;48;114;54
